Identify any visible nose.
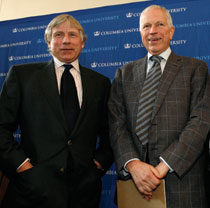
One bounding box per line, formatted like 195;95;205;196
63;34;71;43
149;25;158;34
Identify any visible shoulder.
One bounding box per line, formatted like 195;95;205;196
80;65;110;82
169;52;209;79
170;52;208;68
11;61;50;71
6;61;52;83
9;61;50;75
121;58;145;71
114;57;146;79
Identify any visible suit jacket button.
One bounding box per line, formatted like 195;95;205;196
60;167;65;173
67;140;72;146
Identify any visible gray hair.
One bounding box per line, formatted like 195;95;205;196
44;14;87;43
139;5;174;31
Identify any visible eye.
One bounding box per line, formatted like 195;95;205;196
157;22;164;27
142;24;150;30
54;32;63;38
70;33;76;38
69;32;79;38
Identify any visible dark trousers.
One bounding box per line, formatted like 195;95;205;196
67;167;102;208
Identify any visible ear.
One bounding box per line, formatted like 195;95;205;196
81;41;85;49
169;26;175;40
47;41;51;49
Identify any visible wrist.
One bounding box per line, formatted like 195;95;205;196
17;161;33;173
126;160;141;173
156;161;169;178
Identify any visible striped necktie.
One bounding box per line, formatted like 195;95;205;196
60;64;80;135
135;55;162;145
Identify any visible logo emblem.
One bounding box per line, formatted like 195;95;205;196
124;43;131;49
126;13;133;18
91;62;97;68
94;31;100;36
12;28;17;33
9;56;14;61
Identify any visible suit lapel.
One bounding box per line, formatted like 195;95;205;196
134;57;147;98
121;56;147;134
39;60;68;133
70;65;89;136
151;52;181;120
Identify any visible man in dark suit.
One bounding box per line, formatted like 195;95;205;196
0;14;113;208
108;5;210;208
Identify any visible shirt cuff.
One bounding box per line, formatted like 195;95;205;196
124;158;140;172
16;158;30;171
159;156;174;173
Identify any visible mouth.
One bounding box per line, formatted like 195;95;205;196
148;37;161;43
61;48;73;52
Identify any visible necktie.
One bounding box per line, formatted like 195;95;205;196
135;56;162;145
60;64;80;134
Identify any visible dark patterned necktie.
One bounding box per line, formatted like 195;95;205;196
135;56;162;145
60;64;80;134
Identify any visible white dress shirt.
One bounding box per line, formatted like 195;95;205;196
53;56;83;108
147;47;171;74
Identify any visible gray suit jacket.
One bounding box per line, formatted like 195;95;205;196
108;52;210;208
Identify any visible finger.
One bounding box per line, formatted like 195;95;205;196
134;177;156;193
138;185;153;195
142;193;152;200
151;166;161;179
148;167;161;186
142;174;160;190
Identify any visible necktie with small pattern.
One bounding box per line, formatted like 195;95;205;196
135;56;162;145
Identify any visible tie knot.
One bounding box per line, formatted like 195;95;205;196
63;64;73;71
150;55;162;64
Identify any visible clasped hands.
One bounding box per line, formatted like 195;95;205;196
126;160;169;200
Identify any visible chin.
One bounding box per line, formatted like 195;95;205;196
149;47;162;55
62;57;74;62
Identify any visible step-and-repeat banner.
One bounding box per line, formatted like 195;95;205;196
0;0;209;207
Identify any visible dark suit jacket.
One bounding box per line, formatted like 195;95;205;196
0;60;113;208
108;52;210;208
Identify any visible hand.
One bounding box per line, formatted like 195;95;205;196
17;161;33;173
155;161;169;178
126;160;161;199
93;159;103;170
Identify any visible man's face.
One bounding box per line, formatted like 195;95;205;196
140;8;174;55
48;21;84;63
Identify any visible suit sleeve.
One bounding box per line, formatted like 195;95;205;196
108;67;140;174
160;60;210;177
0;66;27;175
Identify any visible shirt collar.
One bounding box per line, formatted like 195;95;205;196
53;56;80;72
147;47;171;62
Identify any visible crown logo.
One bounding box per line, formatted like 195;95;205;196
94;31;100;36
12;28;17;33
126;13;133;18
124;43;131;49
9;56;14;61
91;62;97;68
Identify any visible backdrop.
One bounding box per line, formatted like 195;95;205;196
0;0;209;207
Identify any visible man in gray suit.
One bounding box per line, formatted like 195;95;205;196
108;5;210;208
